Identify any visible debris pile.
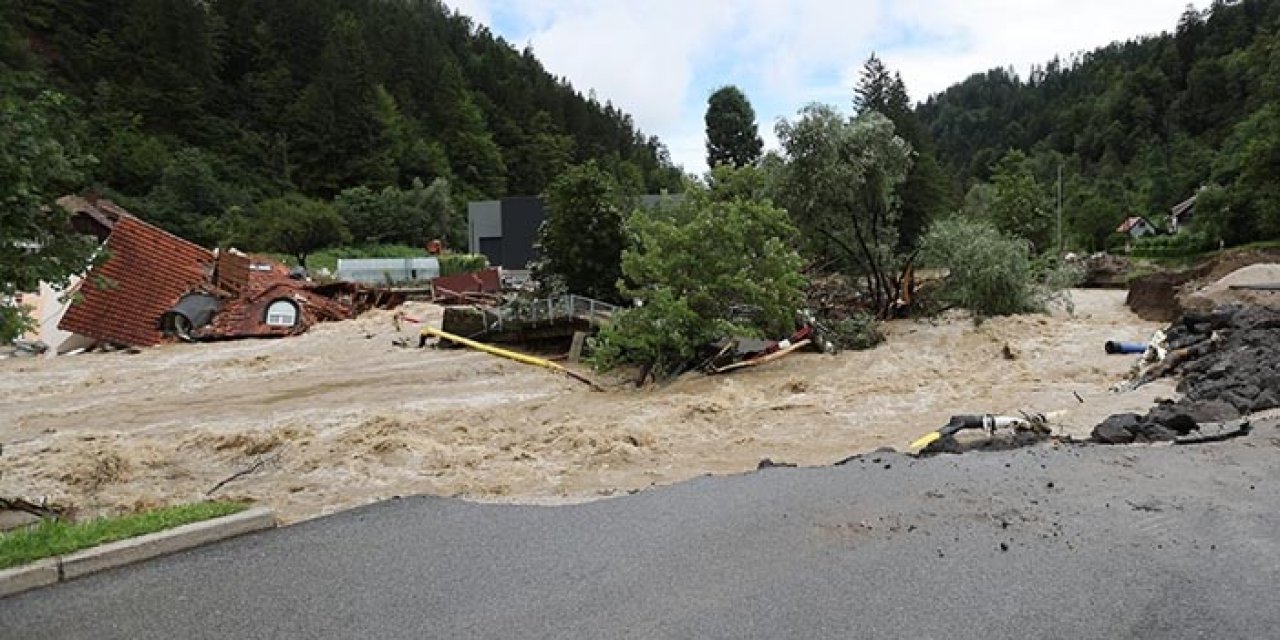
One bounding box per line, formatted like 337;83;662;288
805;273;865;321
1071;252;1132;288
1094;305;1280;443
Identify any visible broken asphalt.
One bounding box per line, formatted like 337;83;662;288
3;420;1279;640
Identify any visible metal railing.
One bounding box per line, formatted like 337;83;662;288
485;294;618;333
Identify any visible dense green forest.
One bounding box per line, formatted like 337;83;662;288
0;0;683;249
918;0;1280;250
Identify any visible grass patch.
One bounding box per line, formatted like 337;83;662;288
270;244;489;277
272;243;429;272
0;501;248;570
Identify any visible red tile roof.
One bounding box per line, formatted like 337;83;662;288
59;215;213;347
197;262;354;340
1116;216;1153;234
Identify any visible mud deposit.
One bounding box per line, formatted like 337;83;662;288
0;290;1174;523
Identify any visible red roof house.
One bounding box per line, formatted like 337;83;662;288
56;198;397;349
59;215;214;347
195;259;354;340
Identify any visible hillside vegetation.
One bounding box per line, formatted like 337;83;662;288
918;0;1280;249
1;0;682;248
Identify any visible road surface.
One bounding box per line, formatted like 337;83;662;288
3;423;1279;639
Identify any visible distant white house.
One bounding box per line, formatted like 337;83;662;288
1116;216;1158;239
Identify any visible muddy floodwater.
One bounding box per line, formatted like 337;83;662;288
0;290;1175;523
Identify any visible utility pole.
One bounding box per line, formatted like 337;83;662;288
1056;164;1063;255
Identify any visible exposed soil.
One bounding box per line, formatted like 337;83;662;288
0;290;1173;523
1126;247;1280;321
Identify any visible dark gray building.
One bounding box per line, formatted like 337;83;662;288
467;194;680;271
467;197;544;271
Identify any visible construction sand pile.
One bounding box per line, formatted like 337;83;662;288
1180;263;1280;313
0;290;1174;523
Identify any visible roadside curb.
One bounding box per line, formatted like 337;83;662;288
0;559;59;598
0;507;276;599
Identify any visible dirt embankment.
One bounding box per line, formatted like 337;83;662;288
0;291;1171;524
1127;248;1280;321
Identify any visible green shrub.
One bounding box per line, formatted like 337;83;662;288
1129;231;1213;258
921;216;1079;321
439;253;489;276
589;290;711;375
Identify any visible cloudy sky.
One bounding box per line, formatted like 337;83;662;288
445;1;1197;174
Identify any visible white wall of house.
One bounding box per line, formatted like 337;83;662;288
1128;220;1157;238
18;278;94;356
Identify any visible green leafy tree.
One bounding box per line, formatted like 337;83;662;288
705;86;764;168
334;177;457;248
536;162;627;301
592;174;805;373
136;147;253;246
0;88;99;342
373;85;451;187
398;177;458;248
853;54;908;124
985;150;1054;251
854;54;954;249
1198;104;1280;243
776;106;913;317
260;194;351;268
507;111;575;196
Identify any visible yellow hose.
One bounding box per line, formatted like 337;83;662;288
909;431;943;450
421;326;602;390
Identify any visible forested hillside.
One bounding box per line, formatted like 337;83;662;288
918;0;1280;249
1;0;682;247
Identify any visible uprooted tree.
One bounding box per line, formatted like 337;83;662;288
776;106;914;318
591;167;806;376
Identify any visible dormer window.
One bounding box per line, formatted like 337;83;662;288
265;299;299;327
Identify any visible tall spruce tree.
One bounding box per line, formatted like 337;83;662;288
854;55;953;249
705;86;764;168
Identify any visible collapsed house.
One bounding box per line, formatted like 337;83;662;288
50;196;400;351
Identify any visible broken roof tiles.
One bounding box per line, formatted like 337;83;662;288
55;197;408;349
59;215;213;347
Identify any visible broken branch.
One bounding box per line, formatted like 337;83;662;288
206;449;285;496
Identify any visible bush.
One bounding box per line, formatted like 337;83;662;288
920;216;1077;321
439;253;489;276
1129;231;1214;258
589;290;710;375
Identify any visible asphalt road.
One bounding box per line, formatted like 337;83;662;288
3;424;1279;639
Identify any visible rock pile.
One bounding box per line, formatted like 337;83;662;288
1093;305;1280;444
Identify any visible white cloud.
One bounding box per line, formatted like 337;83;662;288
445;0;1197;178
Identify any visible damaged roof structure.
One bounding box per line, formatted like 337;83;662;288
56;197;399;349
